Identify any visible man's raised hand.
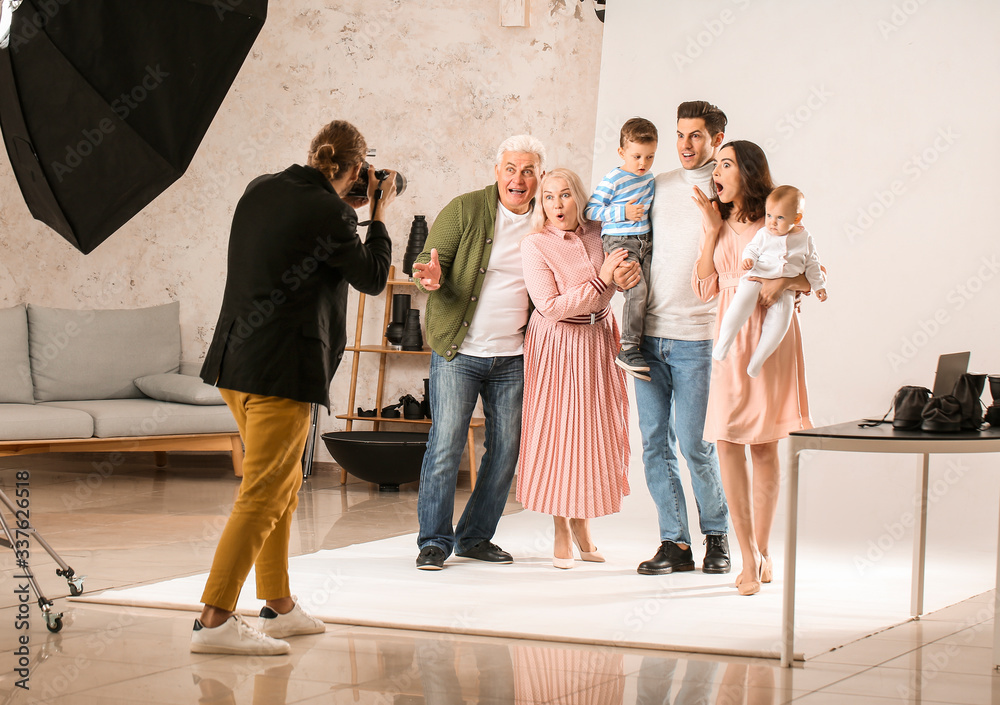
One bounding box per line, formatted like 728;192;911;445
412;248;442;290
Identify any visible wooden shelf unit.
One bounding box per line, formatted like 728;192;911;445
336;265;483;487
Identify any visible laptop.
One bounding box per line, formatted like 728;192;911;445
932;352;970;397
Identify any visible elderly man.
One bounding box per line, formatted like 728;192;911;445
411;135;545;570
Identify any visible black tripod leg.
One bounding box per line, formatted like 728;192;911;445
302;403;320;480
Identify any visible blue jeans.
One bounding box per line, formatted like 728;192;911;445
634;337;729;546
417;352;523;556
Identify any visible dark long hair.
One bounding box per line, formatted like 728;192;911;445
715;140;774;223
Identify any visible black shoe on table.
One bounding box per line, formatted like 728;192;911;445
702;534;731;574
455;540;513;564
416;546;446;570
637;541;695;575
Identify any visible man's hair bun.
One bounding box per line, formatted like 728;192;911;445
307;121;366;183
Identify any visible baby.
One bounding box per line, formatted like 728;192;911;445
713;185;827;378
585;117;657;380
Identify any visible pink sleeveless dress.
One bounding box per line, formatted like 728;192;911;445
693;220;813;444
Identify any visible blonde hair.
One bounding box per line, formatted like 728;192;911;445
306;120;366;182
768;184;805;215
530;168;590;233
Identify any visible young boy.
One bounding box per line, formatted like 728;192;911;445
712;185;827;378
585;117;657;380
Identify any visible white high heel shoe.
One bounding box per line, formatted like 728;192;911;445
552;554;574;570
571;534;605;563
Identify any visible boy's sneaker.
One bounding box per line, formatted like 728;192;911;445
190;615;290;655
615;347;651;381
257;599;326;638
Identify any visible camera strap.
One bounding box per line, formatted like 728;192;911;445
357;174;388;227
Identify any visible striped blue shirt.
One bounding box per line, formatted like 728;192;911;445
585;167;655;237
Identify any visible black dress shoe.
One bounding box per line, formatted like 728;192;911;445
702;534;731;574
455;540;513;564
416;546;446;570
637;541;695;575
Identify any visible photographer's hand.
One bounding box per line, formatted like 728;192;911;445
371;169;398;223
342;163;374;210
413;248;442;290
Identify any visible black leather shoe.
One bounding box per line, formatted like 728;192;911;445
702;534;731;574
637;541;695;575
455;540;513;564
416;546;446;570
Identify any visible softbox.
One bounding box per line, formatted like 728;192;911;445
0;0;267;254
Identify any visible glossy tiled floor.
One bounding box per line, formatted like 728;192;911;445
0;451;997;704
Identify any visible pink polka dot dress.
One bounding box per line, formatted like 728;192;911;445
517;221;630;518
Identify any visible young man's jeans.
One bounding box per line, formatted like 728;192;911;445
633;336;729;546
417;352;523;556
603;233;651;348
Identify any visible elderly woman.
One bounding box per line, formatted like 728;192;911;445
517;167;634;569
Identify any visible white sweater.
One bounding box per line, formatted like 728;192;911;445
644;163;717;341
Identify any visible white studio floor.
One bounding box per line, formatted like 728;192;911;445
73;461;997;662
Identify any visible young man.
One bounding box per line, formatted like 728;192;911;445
634;101;731;576
193;120;394;654
411;136;546;570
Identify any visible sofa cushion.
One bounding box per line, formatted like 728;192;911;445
42;399;238;437
0;403;93;440
28;302;181;402
0;305;35;404
135;374;225;405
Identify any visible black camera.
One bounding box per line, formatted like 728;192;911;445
348;161;407;201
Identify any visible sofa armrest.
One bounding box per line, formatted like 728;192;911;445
179;360;203;377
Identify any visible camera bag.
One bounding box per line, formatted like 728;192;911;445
951;372;987;430
858;385;930;430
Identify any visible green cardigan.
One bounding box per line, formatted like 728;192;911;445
415;183;510;360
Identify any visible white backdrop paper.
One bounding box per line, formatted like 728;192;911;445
594;1;1000;571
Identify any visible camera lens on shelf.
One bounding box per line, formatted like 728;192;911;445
402;215;428;276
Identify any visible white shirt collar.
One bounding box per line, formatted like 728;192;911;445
497;199;532;223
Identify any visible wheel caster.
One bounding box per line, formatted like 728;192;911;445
68;578;85;596
45;615;63;633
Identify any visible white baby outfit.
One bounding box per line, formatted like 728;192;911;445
713;226;825;378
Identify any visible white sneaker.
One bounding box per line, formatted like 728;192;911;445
190;615;290;655
257;599;326;638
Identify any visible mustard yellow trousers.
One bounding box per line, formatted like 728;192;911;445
201;389;311;612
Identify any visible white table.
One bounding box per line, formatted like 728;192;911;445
782;421;1000;667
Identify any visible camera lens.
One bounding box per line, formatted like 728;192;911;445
347;163;406;201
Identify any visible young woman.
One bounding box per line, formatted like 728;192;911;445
517;167;631;569
692;141;815;595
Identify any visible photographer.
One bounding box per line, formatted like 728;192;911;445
193;119;395;655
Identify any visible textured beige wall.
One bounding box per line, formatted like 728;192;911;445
0;1;604;456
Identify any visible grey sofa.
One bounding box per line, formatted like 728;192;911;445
0;302;243;475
